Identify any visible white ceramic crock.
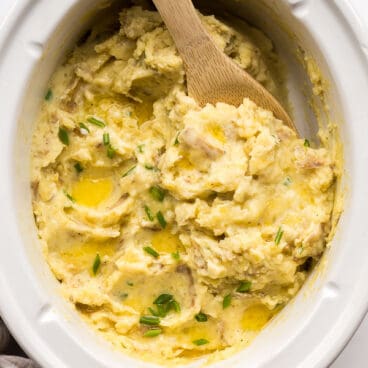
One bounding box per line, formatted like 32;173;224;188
0;0;368;367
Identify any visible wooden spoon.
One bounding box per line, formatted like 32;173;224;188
152;0;296;132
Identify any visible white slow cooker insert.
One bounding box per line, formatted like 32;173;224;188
1;0;368;367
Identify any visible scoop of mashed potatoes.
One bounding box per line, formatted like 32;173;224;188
31;5;338;365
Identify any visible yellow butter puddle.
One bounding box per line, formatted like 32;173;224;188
181;322;219;345
72;176;113;207
241;304;275;331
59;241;116;272
151;229;184;254
205;123;226;144
133;101;154;125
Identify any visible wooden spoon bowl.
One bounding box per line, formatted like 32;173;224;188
152;0;296;132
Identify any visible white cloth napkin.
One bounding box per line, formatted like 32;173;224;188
0;319;39;368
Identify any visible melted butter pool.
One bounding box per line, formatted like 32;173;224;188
205;123;226;143
60;241;116;273
241;304;274;331
72;176;113;207
151;229;184;254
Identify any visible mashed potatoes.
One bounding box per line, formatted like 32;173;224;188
31;5;338;365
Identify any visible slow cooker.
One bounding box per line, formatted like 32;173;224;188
1;0;368;367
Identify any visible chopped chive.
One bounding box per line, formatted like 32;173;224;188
144;205;154;221
74;162;83;173
156;304;168;317
92;254;101;275
174;132;180;146
120;292;128;300
144;328;162;337
193;339;209;346
126;280;134;286
236;281;252;293
103;132;110;146
106;145;116;159
149;185;166;202
79;122;90;133
139;315;160;326
87;117;105;127
223;294;232;309
154;294;173;305
275;227;284;245
171;251;180;261
63;190;75;203
58;127;69;146
45;89;53;101
304;139;310;147
195;312;208;322
122;165;136;177
170;300;181;313
143;246;159;258
283;176;292;186
156;211;167;229
137;144;145;153
148;307;160;317
144;164;158;171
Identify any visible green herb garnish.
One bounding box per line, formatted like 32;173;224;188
148;307;161;317
283;176;292;186
304;139;310;147
63;190;75;203
171;251;180;261
144;328;162;337
74;162;83;173
58;127;69;146
223;294;232;309
79;122;90;133
87;117;105;127
143;246;159;258
150;294;180;316
174;132;180;146
139;315;160;326
149;185;166;202
92;254;101;275
103;132;110;146
120;293;128;300
193;339;209;346
122;165;136;177
106;145;116;159
195;312;208;322
45;89;53;101
137;144;145;153
154;294;173;305
169;300;181;313
144;164;158;171
144;205;154;221
156;211;167;229
158;304;169;317
275;227;284;245
126;281;134;286
236;281;252;293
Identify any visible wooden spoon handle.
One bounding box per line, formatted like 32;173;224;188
152;0;215;67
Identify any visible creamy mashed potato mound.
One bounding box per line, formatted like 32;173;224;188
31;5;338;365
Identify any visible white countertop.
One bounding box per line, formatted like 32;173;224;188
0;1;366;367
